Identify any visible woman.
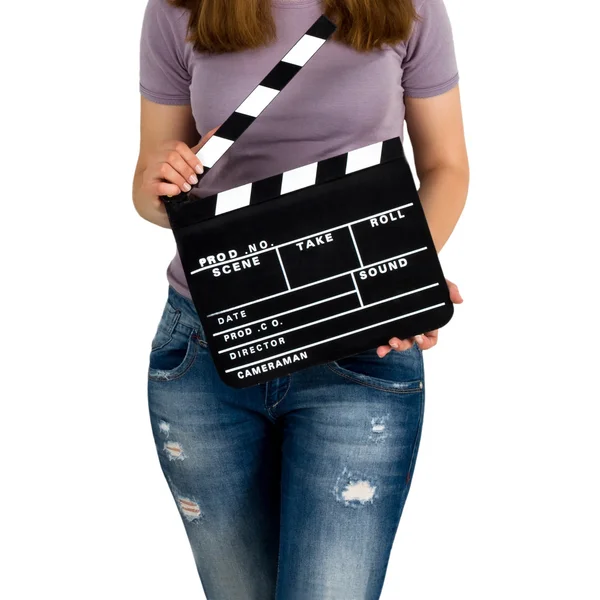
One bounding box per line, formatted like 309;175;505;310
133;0;468;597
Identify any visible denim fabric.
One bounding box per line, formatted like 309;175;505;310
147;284;426;600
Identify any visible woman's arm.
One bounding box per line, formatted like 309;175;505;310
132;97;204;229
378;84;469;356
404;84;469;252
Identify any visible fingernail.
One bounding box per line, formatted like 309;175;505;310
415;335;424;344
183;183;191;192
189;174;198;185
390;340;399;349
195;164;204;174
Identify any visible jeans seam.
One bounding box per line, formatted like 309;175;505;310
406;355;426;483
151;307;181;352
325;363;423;394
167;287;207;340
405;389;425;483
264;380;273;419
269;375;292;412
274;530;283;600
148;334;200;382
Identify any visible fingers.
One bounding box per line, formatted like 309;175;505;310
376;344;392;357
378;329;440;356
415;330;438;350
153;141;204;197
377;337;414;357
378;280;460;358
166;149;200;188
388;336;413;352
200;126;220;148
172;140;204;175
152;180;185;199
158;161;193;194
192;126;220;154
445;278;464;304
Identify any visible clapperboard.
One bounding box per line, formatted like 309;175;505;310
161;15;454;388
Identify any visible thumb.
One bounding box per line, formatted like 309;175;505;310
192;126;220;154
446;279;464;303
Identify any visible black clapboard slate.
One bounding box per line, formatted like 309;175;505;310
161;15;454;388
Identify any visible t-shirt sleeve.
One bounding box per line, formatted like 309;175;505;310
402;0;460;98
139;0;191;105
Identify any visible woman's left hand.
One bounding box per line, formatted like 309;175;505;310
376;279;463;357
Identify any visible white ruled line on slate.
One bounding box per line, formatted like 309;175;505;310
224;302;446;373
191;203;414;276
275;247;291;291
215;290;357;336
206;245;428;317
217;282;440;353
350;272;364;307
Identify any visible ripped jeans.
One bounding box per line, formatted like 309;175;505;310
147;284;426;600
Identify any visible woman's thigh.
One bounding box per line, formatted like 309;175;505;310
275;345;426;600
146;285;283;600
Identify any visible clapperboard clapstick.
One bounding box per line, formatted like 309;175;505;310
162;15;454;388
164;15;337;197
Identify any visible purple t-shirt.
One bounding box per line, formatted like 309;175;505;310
139;0;459;300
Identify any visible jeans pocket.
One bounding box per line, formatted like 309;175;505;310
326;342;424;393
150;299;179;352
148;300;204;382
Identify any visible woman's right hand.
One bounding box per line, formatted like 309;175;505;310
141;126;220;200
141;139;204;199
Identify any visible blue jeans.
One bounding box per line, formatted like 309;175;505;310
147;284;426;600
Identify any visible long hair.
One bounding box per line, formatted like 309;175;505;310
168;0;420;54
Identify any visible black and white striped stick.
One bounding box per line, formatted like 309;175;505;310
196;16;336;179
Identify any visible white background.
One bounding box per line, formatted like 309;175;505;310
1;0;598;598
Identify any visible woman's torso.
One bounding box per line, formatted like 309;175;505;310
142;0;458;297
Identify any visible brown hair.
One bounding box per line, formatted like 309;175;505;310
167;0;420;54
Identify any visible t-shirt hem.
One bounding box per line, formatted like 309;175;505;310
167;276;193;300
404;73;460;99
140;84;191;105
166;254;193;299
